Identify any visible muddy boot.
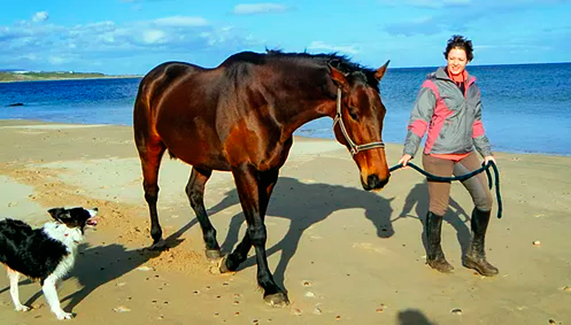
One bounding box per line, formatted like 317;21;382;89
425;211;454;273
463;208;499;276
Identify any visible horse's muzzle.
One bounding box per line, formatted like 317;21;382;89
362;174;389;191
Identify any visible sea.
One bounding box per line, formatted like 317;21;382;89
1;63;570;156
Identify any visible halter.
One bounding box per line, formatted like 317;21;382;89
332;87;385;156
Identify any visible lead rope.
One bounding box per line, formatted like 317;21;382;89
389;161;503;219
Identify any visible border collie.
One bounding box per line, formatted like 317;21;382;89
0;207;98;320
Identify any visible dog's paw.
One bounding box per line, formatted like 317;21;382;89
55;311;73;320
15;304;31;312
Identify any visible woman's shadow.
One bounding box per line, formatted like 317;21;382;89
208;176;395;289
397;309;436;325
396;181;472;258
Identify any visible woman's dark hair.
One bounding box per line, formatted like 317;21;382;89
443;35;474;62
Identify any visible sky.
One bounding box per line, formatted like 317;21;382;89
1;0;570;75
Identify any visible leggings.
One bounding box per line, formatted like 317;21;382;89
422;152;493;216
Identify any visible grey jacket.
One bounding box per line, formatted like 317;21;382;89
403;67;492;158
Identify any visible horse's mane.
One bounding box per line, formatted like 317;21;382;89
266;49;380;91
221;49;380;91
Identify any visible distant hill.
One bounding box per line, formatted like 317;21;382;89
0;68;27;72
0;70;139;82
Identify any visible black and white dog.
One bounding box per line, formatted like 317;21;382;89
0;207;98;320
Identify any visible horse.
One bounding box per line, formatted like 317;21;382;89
133;50;391;307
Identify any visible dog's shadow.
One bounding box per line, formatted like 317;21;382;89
17;220;197;313
208;176;394;289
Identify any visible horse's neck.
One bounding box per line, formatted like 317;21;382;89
277;93;335;138
271;66;336;136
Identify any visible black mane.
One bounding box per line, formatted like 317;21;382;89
221;49;380;91
266;49;380;91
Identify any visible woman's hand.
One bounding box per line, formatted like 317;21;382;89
398;154;413;167
484;155;496;166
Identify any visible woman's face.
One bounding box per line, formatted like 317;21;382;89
447;47;468;75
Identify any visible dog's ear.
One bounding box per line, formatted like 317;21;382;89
47;207;69;222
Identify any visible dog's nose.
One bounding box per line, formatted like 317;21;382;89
93;207;99;212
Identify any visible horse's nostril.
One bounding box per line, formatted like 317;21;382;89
367;174;381;188
366;174;389;190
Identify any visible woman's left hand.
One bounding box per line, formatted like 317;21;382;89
484;155;496;165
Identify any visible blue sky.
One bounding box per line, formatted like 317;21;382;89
1;0;570;74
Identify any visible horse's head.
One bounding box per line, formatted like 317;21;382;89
329;60;390;191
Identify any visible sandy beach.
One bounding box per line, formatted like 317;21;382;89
0;119;570;325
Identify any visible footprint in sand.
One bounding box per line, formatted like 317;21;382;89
352;242;390;254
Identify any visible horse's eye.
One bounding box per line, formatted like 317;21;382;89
348;107;359;121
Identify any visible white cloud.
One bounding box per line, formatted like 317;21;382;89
32;11;49;23
143;29;166;44
233;3;289;15
154;16;209;27
307;41;360;54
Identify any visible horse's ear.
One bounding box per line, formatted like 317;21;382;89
374;60;390;81
329;65;349;90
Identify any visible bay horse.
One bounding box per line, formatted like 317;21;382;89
133;50;390;306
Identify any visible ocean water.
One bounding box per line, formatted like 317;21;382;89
1;63;570;156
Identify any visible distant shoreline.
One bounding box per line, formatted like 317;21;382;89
2;61;569;82
0;73;141;84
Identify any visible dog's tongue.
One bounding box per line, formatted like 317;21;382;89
87;218;98;226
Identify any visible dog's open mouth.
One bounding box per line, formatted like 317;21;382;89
87;208;98;227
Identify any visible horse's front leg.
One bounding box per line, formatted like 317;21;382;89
220;167;278;272
229;165;288;307
186;167;221;261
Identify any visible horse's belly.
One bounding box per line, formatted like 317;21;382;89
155;116;231;171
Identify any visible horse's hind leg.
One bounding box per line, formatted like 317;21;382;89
136;138;166;247
186;167;222;261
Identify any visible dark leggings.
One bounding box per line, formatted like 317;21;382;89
422;152;493;216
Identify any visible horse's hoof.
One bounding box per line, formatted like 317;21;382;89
218;256;230;273
264;292;290;307
209;256;234;275
148;239;167;251
205;249;222;262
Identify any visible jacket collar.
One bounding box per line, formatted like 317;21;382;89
433;66;476;86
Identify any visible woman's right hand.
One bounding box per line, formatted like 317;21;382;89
398;154;413;167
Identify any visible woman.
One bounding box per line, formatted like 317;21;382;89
398;35;498;276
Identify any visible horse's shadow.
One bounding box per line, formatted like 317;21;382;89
395;181;472;257
12;220;196;314
207;176;394;288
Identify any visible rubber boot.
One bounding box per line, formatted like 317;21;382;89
425;211;454;273
463;208;499;276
